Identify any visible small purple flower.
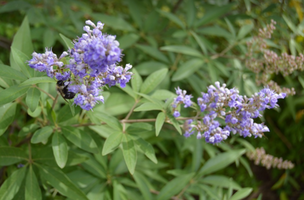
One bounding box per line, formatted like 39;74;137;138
173;82;286;144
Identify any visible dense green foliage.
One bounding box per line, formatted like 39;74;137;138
0;0;303;199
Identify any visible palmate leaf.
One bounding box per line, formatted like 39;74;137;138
140;68;168;94
31;126;53;144
0;167;27;200
37;164;88;200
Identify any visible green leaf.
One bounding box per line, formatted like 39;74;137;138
156;173;195;200
43;29;56;48
200;175;241;189
122;134;137;174
133;137;157;164
31;126;53;144
131;68;142;93
134;102;163;112
0;103;17;136
160;45;202;57
167;113;182;135
26;88;41;112
135;44;169;63
283;15;299;34
0;147;28;166
229;188;252;200
133;173;153;200
190;31;208;54
140;68;168;94
198;25;232;38
102;131;123;155
0;85;30;106
20;77;56;86
91;13;135;31
52;132;68;168
194;4;235;27
62;126;99;154
11;16;33;56
0;167;26;200
118;33;140;49
0;64;27;81
155;112;165;136
19;124;39;137
57;104;74;124
172;58;204;81
25;166;42;200
237;23;254;40
37;165;88;200
91;111;122;130
198;149;246;176
136;61;168;76
11;47;34;78
158;10;185;29
59;33;74;49
0;1;31;13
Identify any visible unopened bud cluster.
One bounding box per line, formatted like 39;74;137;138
247;147;294;170
173;82;286;144
28;20;132;110
246;19;304;95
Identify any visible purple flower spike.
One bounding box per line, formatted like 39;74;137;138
172;82;286;144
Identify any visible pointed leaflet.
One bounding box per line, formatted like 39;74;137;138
157;10;185;29
59;33;74;49
0;85;30;107
31;126;53;144
25;166;42;200
0;103;16;136
131;68;142;93
140;68;168;94
156;173;195;200
37;165;88;200
155;112;165;136
0;167;26;200
160;45;202;58
52;132;68;168
122;134;137;175
229;188;252;200
200;175;241;190
132;136;157;164
92;112;122;131
26;88;41;112
198;149;246;176
20;77;56;86
194;3;235;27
133;172;153;200
135;44;169;63
172;58;204;81
11;16;33;56
102;131;123;155
11;47;34;78
0;64;27;81
62;126;99;154
0;146;28;166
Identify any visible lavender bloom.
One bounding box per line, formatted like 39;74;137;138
28;48;65;78
173;82;286;144
172;87;193;117
27;20;133;110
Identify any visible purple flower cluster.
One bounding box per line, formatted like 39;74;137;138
172;87;193;117
173;82;286;144
28;20;133;110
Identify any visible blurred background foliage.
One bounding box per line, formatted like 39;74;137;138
0;0;304;199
